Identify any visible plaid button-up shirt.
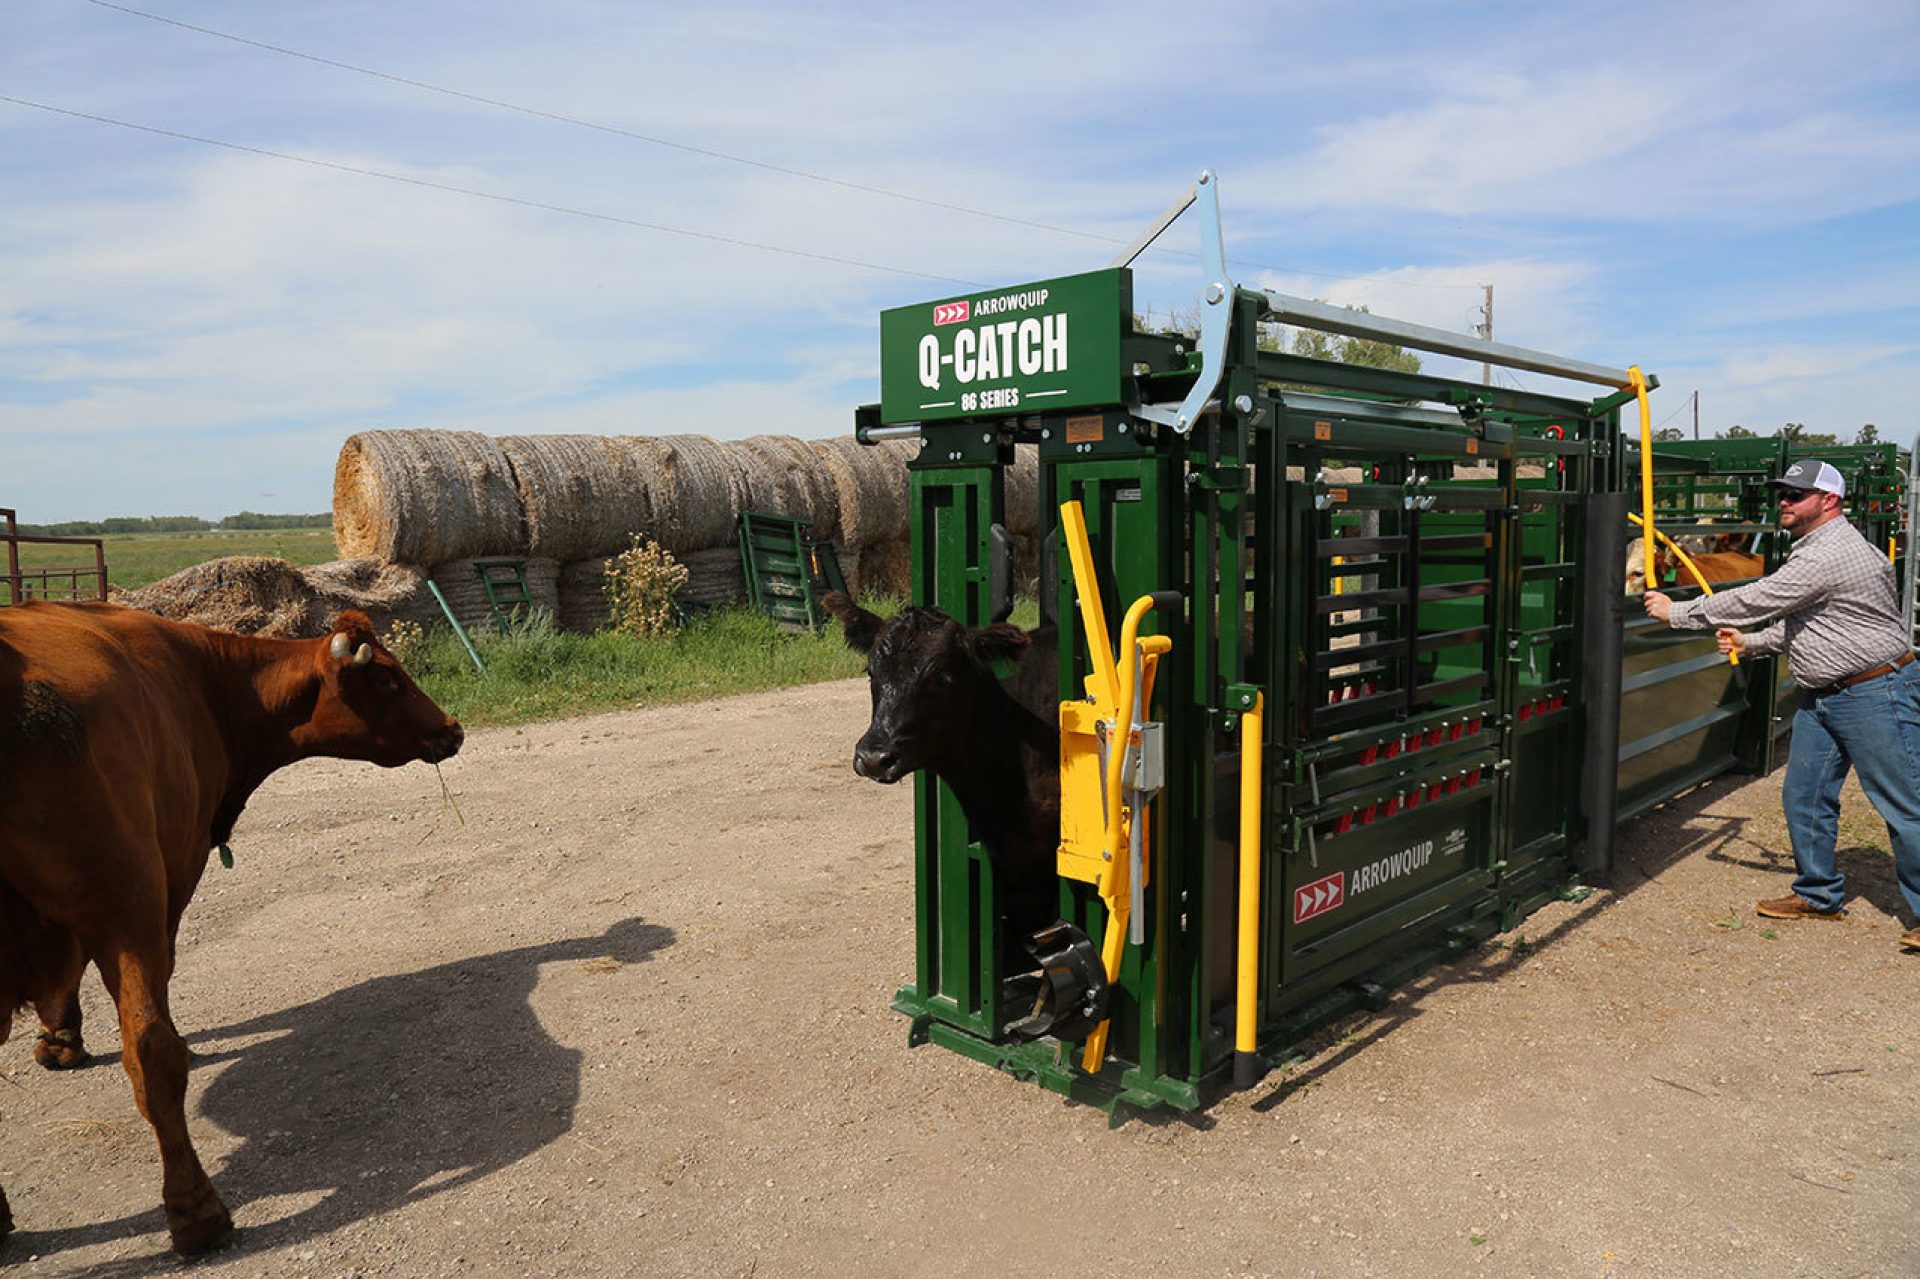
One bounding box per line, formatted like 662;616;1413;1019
1666;515;1910;690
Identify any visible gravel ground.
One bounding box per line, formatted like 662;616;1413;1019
2;677;1915;1277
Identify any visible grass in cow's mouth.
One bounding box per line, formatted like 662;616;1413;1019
433;762;464;824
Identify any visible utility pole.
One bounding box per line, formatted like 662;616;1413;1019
1476;284;1494;385
1692;390;1699;441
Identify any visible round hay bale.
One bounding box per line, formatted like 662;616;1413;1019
557;556;614;634
332;430;525;564
1010;531;1040;597
606;436;684;552
501;434;666;563
812;436;910;548
677;546;747;609
426;557;560;634
861;535;914;602
647;435;741;554
1005;443;1041;537
121;556;316;638
735;435;839;539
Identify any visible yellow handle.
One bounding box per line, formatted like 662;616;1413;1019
1629;512;1738;666
1630;365;1655;575
1627;366;1736;667
1059;500;1118;710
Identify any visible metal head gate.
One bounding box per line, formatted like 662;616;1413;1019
856;173;1908;1117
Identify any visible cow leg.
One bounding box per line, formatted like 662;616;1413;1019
97;942;232;1256
1;1182;12;1239
32;942;91;1070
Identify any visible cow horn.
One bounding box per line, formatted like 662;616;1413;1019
352;642;373;668
330;633;351;661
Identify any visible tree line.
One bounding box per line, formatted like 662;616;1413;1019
16;512;333;537
1651;423;1883;447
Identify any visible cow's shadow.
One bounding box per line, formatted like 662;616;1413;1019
7;916;672;1271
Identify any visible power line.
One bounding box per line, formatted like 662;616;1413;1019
75;0;1483;293
0;94;985;287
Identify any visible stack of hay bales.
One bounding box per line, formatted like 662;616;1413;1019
118;431;1059;641
327;429;924;635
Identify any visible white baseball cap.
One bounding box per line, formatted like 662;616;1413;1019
1768;458;1845;497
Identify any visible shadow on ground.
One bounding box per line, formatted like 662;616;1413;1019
3;916;673;1273
1248;774;1829;1113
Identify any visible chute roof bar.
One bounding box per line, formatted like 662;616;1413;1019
1259;291;1641;391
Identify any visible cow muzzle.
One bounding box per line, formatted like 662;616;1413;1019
424;720;465;763
852;741;907;784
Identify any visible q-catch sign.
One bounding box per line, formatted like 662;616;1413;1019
879;268;1131;424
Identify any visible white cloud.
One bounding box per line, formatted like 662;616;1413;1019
3;0;1916;521
1719;344;1914;390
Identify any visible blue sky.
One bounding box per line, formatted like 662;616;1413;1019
4;0;1917;522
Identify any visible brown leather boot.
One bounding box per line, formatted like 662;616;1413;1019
1900;927;1920;953
1755;893;1847;920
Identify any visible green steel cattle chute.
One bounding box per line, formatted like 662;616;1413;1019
850;171;1911;1118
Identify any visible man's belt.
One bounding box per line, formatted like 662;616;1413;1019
1809;649;1915;696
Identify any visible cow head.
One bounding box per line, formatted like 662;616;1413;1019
306;610;464;767
823;592;1029;784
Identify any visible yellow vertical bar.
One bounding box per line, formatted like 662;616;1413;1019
1235;692;1264;1076
1629;366;1655;579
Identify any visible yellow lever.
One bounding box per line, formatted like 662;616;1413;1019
1055;500;1175;1077
1628;365;1736;667
1629;512;1737;666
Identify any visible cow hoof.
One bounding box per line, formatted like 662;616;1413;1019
167;1195;234;1257
33;1030;90;1071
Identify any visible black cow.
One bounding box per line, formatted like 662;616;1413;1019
823;592;1061;935
824;592;1110;1040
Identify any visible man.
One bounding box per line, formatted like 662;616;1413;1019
1644;459;1920;954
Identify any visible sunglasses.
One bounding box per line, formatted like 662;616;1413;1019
1778;488;1823;504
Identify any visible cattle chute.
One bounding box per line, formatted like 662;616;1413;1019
856;172;1913;1117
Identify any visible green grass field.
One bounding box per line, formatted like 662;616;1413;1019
12;527;339;592
402;609;873;729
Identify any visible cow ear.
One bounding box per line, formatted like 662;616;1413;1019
822;592;884;654
972;623;1031;664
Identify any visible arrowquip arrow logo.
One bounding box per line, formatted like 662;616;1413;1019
933;301;970;326
1294;871;1346;924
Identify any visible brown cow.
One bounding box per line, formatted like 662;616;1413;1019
1650;545;1765;588
0;603;462;1256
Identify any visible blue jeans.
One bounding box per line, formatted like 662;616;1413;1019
1781;659;1920;920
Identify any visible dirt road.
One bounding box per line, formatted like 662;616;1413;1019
2;678;1915;1277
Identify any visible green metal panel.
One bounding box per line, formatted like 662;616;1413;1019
472;560;533;634
892;452;1007;1039
1045;440;1188;1097
737;511;822;632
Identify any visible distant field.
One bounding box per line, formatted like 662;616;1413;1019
11;527;340;593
